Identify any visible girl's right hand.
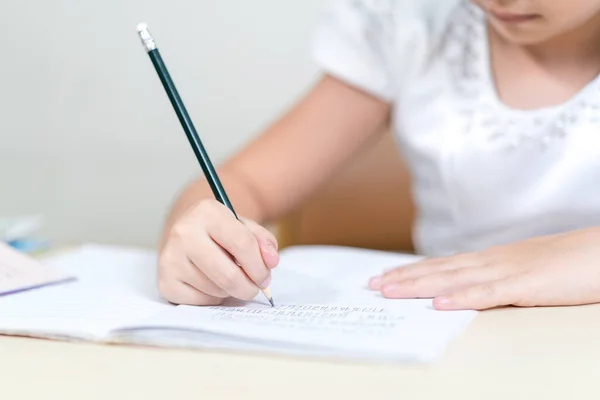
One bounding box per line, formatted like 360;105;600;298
157;199;280;306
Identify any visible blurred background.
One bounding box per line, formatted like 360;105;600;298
0;0;324;248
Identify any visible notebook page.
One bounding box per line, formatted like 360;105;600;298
0;245;170;340
121;302;474;362
114;325;433;363
0;283;168;340
116;246;477;362
41;244;162;299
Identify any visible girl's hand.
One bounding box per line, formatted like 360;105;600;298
157;199;279;306
369;227;600;310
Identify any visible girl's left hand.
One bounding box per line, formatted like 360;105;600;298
368;227;600;310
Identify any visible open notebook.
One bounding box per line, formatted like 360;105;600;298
0;244;477;363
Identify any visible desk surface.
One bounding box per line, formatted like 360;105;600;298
2;303;600;400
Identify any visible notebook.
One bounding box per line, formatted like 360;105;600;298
0;244;477;363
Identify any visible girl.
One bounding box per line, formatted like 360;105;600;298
157;0;600;311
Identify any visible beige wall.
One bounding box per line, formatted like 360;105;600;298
0;0;324;247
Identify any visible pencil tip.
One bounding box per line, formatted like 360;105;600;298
269;298;275;307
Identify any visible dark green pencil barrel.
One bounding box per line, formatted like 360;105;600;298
147;48;238;219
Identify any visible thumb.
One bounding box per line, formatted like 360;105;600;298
240;217;280;269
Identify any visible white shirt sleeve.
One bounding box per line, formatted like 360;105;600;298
311;0;457;102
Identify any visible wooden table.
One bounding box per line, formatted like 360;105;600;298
2;303;599;400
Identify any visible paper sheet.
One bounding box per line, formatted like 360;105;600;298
0;245;170;340
122;301;474;362
116;246;477;362
0;243;478;362
0;284;169;340
0;241;73;296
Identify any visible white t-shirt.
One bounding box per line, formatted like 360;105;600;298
313;0;600;256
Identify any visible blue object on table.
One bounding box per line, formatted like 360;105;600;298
6;239;51;254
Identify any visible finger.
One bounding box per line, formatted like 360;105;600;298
240;218;279;269
186;237;259;301
158;234;232;299
205;211;271;289
380;264;508;299
159;280;224;306
433;275;524;311
369;254;479;290
180;257;229;298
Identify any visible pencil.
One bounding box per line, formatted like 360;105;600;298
136;23;274;307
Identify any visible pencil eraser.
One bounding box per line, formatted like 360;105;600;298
136;22;148;32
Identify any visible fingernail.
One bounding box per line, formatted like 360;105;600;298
266;240;278;255
262;241;280;269
260;275;272;289
368;277;383;290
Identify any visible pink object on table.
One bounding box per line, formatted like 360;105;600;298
0;242;74;297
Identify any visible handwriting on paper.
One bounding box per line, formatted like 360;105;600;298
208;304;406;335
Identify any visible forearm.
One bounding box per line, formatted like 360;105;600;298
220;76;391;222
159;75;391;250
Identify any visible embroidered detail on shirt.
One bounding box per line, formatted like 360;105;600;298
443;1;600;152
